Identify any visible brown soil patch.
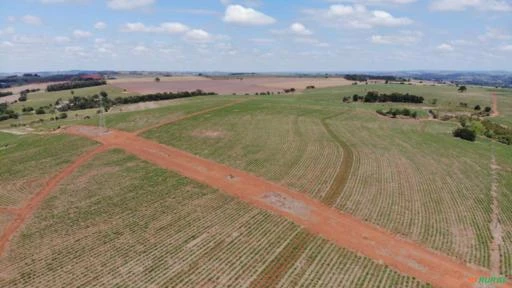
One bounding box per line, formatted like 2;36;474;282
63;125;506;288
110;77;352;95
191;129;226;139
491;93;500;117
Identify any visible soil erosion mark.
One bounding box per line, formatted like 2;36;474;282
490;151;503;276
65;125;508;288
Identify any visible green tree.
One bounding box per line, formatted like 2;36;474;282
458;86;467;93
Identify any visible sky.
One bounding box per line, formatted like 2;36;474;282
0;0;511;72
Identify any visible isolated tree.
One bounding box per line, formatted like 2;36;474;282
484;106;492;113
474;105;481;111
458;86;467;93
352;94;359;102
453;127;476;142
155;77;160;82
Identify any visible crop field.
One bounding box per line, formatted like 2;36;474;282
496;145;512;277
110;76;353;95
0;132;96;207
143;84;508;270
0;149;428;287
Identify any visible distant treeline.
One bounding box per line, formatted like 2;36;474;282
0;91;13;98
344;74;406;82
47;80;107;92
358;91;424;103
114;90;216;105
0;103;18;121
57;89;216;112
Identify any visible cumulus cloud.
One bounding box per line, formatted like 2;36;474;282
371;31;422;45
0;27;15;36
499;45;512;51
223;5;276;25
73;29;92;38
107;0;154;10
94;21;107;30
184;29;213;43
290;23;313;35
307;4;412;29
121;22;190;33
430;0;512;12
436;43;455;52
22;15;42;25
54;36;70;43
479;28;511;41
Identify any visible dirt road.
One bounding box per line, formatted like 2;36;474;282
492;93;500;117
0;145;108;256
63;126;506;288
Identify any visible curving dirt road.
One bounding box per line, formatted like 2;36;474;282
0;145;109;256
63;125;507;288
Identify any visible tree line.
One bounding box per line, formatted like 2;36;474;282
358;91;424;103
47;80;107;92
57;89;216;112
0;103;18;121
0;91;13;98
344;74;407;82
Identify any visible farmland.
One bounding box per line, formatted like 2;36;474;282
0;132;96;207
0;149;428;287
0;80;510;287
143;84;511;272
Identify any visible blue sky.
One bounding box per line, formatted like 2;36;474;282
0;0;511;72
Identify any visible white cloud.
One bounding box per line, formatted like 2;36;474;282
107;0;154;10
436;43;455;52
294;37;330;47
121;22;189;33
290;23;313;35
499;45;512;51
54;36;70;43
1;41;14;48
6;16;16;22
185;29;212;43
223;5;276;25
0;27;15;36
430;0;512;12
64;46;87;56
371;31;422;45
328;0;416;3
40;0;88;3
22;15;42;25
73;29;92;38
307;4;412;29
132;45;148;54
94;21;107;30
479;28;511;41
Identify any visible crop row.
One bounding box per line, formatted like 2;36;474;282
0;149;428;287
328;113;494;268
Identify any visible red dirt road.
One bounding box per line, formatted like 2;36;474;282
492;93;500;117
64;126;508;288
0;145;109;256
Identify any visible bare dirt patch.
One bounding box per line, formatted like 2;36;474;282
191;129;227;139
110;77;353;95
262;192;311;219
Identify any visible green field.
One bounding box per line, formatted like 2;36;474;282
143;84;511;272
0;132;96;207
1;82;510;285
0;149;429;288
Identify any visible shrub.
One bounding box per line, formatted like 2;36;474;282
57;112;68;119
453;127;476;142
474;105;481;111
35;107;46;115
484;106;492;113
22;106;34;112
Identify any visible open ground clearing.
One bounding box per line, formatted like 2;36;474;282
110;76;353;95
0;149;429;288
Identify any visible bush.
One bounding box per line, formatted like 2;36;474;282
18;94;27;102
35;107;46;115
57;112;68;119
474;105;481;111
22;106;34;112
453;127;476;142
484;106;492;113
0;91;13;98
